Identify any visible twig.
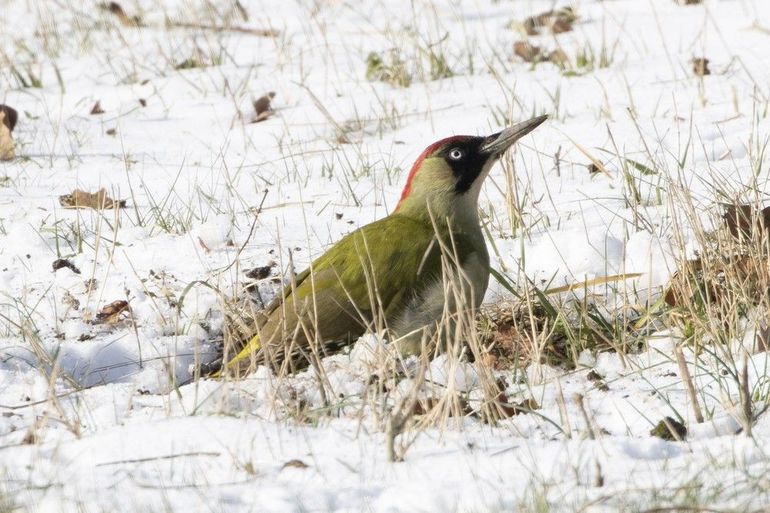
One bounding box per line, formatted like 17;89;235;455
386;362;427;462
555;378;572;438
96;451;221;467
674;346;704;423
740;351;752;436
167;21;278;37
573;393;597;440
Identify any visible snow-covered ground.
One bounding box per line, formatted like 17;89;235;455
2;0;770;511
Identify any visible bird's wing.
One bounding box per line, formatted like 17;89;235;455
286;214;444;336
227;214;446;373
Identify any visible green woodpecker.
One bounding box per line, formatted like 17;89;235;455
225;115;547;376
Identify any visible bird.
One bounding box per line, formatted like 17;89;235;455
223;115;548;377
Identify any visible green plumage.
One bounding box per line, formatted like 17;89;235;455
226;213;484;375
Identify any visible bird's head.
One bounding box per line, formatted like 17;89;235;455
394;115;547;225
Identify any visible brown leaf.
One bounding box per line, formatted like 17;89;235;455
84;278;98;293
521;7;577;35
586;370;610;391
0;105;18;132
547;49;569;67
550;18;573;34
252;92;276;123
496;397;540;419
722;204;770;240
52;258;81;274
245;265;272;280
409;397;438;416
650;416;687;441
663;258;703;308
281;459;308;470
102;2;142;27
692;57;710;76
62;290;80;311
21;427;39;445
0;110;14;161
663;254;766;309
59;189;126;210
513;41;542;63
235;0;249;21
94;300;130;324
90;101;105;115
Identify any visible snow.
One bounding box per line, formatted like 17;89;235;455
2;0;770;511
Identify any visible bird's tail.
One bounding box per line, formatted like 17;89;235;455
209;333;262;378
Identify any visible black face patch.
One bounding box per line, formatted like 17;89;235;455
437;137;489;194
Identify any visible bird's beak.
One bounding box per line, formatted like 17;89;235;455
480;114;548;156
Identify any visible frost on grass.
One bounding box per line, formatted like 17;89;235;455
2;0;770;511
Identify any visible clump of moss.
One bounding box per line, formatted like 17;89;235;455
650;416;687;441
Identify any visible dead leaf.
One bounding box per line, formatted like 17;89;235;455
664;254;767;308
62;290;80;311
513;41;543;63
84;278;98;293
245;265;273;280
101;1;142;27
59;189;126;210
485;377;537;420
21;426;39;445
94;300;130;324
52;258;81;274
547;49;569;67
409;397;438;416
90;101;105;115
550;18;573;34
0;110;14;161
586;370;610;391
235;0;249;21
664;258;703;308
692;57;710;76
518;7;577;35
650;416;687;441
0;105;18;132
281;459;308;470
722;204;770;241
252;92;276;123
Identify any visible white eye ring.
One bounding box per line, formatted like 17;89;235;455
448;148;464;160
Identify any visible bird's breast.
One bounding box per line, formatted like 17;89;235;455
391;250;490;337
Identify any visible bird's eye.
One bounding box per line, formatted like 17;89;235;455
448;148;464;160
